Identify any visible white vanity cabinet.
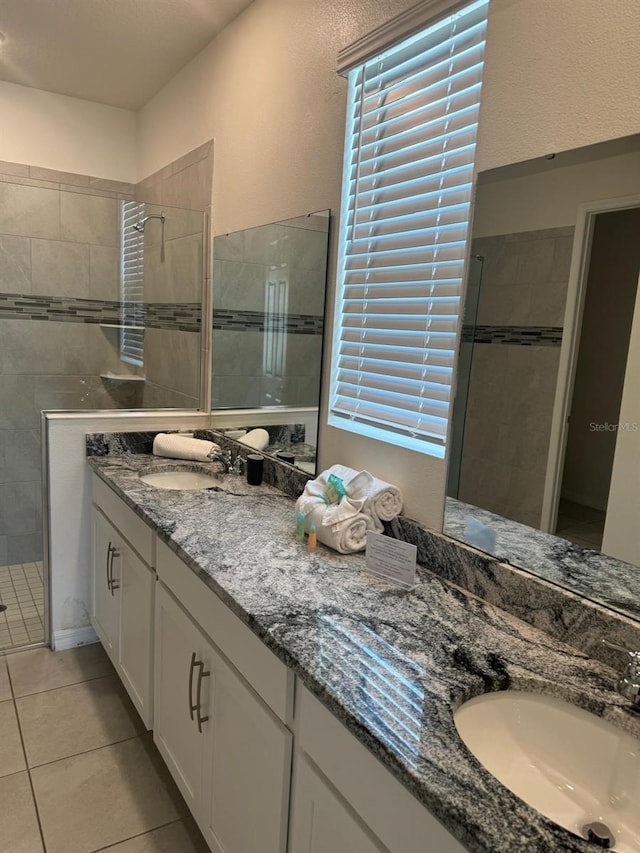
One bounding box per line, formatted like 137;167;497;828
89;473;468;853
290;686;467;853
91;475;155;728
155;542;293;853
290;754;388;853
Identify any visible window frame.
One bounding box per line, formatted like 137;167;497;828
329;0;489;458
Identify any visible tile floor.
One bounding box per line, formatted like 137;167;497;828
0;643;209;853
556;498;606;551
0;562;45;651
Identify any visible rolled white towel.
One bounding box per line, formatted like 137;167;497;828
324;464;403;532
153;433;221;462
239;428;270;451
306;503;372;554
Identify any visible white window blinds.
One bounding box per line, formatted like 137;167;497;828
120;201;145;366
329;0;489;457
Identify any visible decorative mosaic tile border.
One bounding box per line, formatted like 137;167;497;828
0;294;323;336
0;293;201;332
213;308;324;335
461;324;563;346
145;302;201;333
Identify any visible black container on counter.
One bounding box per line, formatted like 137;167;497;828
246;454;264;486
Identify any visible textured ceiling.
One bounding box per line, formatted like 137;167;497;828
0;0;254;110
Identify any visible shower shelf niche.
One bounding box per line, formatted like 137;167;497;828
99;323;145;330
100;374;146;383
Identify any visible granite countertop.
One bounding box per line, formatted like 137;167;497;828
445;497;640;623
88;452;640;853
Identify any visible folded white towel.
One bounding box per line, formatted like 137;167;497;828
153;433;221;462
306;503;373;554
297;469;372;526
309;464;403;532
239;428;270;451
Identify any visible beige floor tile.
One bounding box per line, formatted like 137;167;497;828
94;818;209;852
0;655;11;700
0;771;45;852
0;698;26;777
17;675;145;767
32;736;186;853
8;643;114;697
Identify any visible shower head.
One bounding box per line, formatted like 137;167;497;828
132;212;165;232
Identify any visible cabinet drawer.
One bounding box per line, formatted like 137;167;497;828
92;473;154;566
296;686;466;853
157;537;293;725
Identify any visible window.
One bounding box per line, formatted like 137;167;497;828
263;268;289;379
120;201;145;366
329;0;489;458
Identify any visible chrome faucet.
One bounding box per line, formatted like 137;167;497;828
209;451;232;472
208;450;244;476
602;640;640;708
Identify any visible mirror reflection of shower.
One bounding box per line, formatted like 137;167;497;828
133;211;166;262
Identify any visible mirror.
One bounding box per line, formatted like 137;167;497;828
445;134;640;622
211;210;330;473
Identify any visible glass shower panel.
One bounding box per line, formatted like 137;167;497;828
0;180;205;650
211;211;329;410
447;255;484;498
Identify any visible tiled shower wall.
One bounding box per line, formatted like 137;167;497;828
0;149;211;566
211;213;327;408
0;167;136;565
136;141;213;409
457;226;574;528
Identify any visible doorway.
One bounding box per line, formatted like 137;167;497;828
548;205;640;550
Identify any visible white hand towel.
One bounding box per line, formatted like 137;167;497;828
321;464;403;532
153;433;221;462
296;469;372;525
306;503;373;554
239;428;270;451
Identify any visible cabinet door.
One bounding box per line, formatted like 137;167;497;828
201;653;292;853
154;582;210;814
289;755;387;853
91;508;120;662
119;542;154;728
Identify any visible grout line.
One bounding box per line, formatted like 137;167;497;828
88;818;185;852
11;670;117;700
25;732;142;773
6;661;49;853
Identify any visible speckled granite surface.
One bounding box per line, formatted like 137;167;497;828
87;432;640;669
87;429;311;498
445;497;640;623
87;450;640;853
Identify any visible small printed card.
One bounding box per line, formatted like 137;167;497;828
365;531;417;589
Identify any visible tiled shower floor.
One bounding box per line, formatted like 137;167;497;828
0;562;45;651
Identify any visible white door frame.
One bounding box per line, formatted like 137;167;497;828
540;192;640;532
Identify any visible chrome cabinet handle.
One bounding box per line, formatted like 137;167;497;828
188;652;210;733
195;661;210;734
188;652;197;721
106;542;113;590
108;545;120;596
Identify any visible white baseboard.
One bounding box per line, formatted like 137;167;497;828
53;626;98;651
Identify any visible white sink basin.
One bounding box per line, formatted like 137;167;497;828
139;471;221;490
454;691;640;850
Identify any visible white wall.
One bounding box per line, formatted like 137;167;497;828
561;209;640;512
45;411;211;650
133;0;640;529
0;81;137;181
476;0;640;173
474;141;640;237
